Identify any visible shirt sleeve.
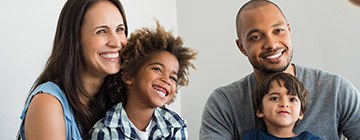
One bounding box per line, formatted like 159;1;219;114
338;76;360;139
199;89;235;140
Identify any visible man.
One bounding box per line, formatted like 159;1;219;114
199;0;360;140
350;0;360;6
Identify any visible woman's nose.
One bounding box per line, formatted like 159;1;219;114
107;32;121;48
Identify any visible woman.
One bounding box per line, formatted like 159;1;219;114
18;0;128;139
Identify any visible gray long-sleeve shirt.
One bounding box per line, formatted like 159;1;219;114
200;64;360;140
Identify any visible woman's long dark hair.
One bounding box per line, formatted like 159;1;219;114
26;0;128;137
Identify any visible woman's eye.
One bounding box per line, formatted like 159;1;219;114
116;27;125;33
96;29;106;34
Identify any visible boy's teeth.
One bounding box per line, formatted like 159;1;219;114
154;86;166;97
157;90;166;97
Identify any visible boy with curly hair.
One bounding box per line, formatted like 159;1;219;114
90;21;197;140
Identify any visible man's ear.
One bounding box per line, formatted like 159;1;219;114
256;110;264;118
287;23;291;32
236;39;248;57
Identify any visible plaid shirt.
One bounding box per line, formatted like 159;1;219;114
90;103;188;140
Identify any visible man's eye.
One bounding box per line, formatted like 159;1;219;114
249;35;262;42
274;28;284;34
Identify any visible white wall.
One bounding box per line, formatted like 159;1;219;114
0;0;179;139
177;0;360;139
1;0;360;139
0;0;63;139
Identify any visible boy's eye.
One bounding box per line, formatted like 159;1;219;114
170;76;178;83
290;97;298;102
152;67;162;73
270;96;279;101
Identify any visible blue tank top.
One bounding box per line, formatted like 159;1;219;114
19;81;82;139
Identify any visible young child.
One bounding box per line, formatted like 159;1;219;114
243;72;321;140
89;21;197;140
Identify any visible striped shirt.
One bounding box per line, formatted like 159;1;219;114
90;103;188;140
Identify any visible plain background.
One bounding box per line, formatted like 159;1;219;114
1;0;359;139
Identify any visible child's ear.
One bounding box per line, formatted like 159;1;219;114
122;76;133;85
298;112;304;120
256;110;264;118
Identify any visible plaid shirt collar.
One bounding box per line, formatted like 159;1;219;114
102;103;186;139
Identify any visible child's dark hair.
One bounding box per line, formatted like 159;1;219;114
252;72;308;115
107;20;197;105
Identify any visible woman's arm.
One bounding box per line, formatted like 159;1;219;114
24;93;66;140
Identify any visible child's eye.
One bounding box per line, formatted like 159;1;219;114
290;97;298;102
152;67;162;73
270;96;279;101
170;76;178;83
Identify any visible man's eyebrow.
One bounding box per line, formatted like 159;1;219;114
272;21;285;28
245;29;260;38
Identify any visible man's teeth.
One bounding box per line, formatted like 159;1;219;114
101;53;119;58
267;52;282;59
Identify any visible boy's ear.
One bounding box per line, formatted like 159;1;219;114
298;111;304;120
256;110;264;118
122;76;133;85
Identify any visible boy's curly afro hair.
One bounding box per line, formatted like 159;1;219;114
107;20;197;105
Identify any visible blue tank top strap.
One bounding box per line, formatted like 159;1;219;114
19;81;82;139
